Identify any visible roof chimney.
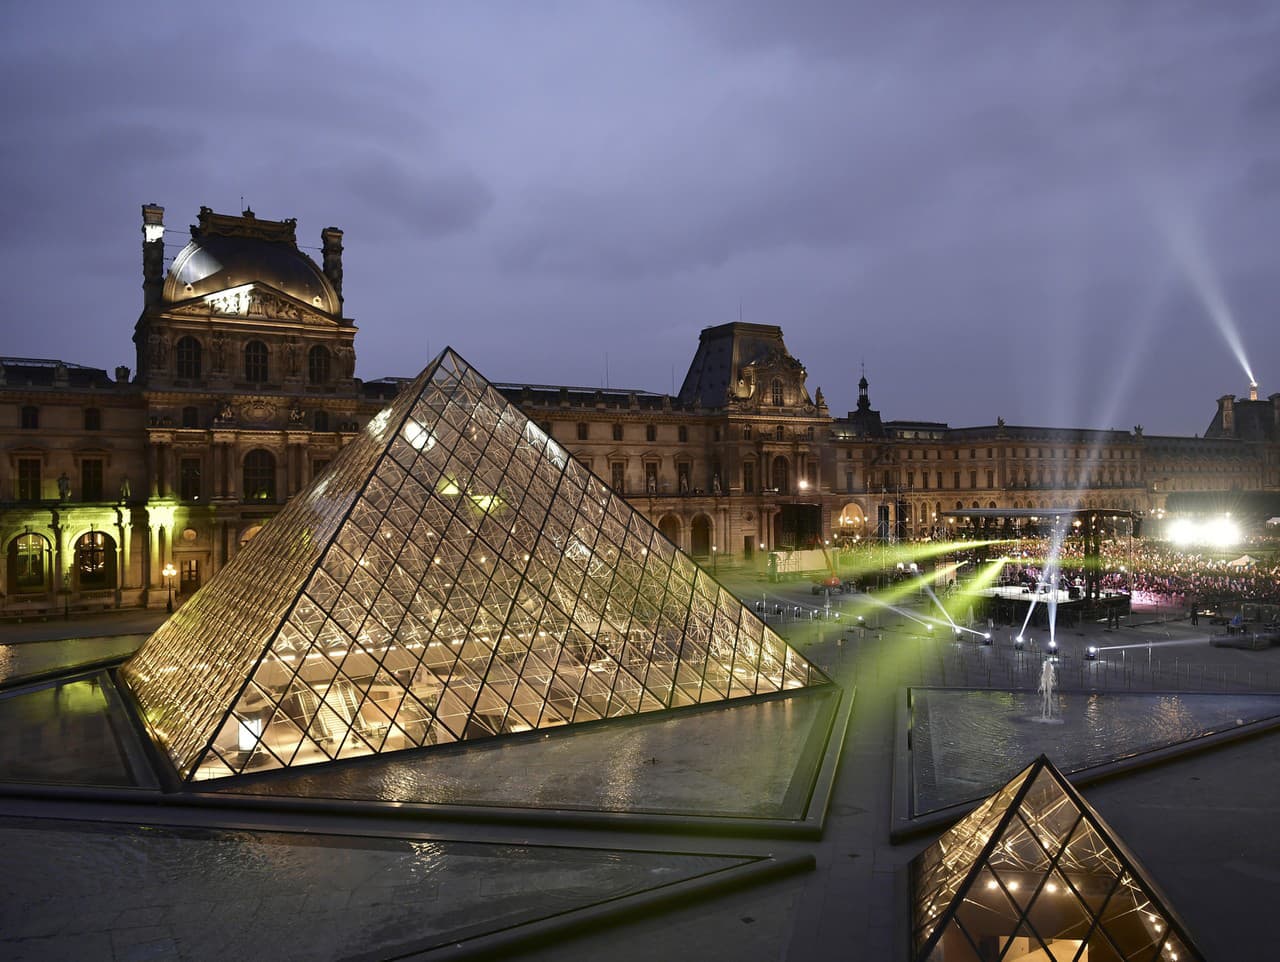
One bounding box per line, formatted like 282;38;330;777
1218;394;1235;436
142;204;165;307
321;227;344;307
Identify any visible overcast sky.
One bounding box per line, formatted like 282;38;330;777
3;1;1277;436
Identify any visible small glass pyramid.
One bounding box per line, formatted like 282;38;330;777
123;348;825;782
911;755;1204;962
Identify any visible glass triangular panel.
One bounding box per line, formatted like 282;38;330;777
912;758;1205;962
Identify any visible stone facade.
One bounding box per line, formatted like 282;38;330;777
1;205;1276;616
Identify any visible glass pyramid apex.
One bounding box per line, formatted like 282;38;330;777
911;755;1205;962
123;348;826;782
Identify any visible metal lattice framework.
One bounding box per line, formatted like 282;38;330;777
911;755;1205;962
123;348;825;782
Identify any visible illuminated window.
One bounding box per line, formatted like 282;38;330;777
84;408;102;431
244;341;269;382
9;533;49;594
771;378;783;406
308;345;331;385
243;449;276;502
176;336;202;379
75;531;111;589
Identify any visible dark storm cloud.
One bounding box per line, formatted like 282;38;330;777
337;154;493;237
2;1;1279;435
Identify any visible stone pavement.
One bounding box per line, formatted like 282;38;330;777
2;589;1278;960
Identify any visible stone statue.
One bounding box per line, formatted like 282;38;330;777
289;404;305;424
119;476;131;502
211;332;226;370
58;472;71;501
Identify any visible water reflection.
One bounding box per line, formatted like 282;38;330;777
912;689;1280;814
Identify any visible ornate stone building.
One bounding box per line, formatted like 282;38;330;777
1;204;1276;616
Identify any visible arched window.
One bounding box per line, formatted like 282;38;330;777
75;531;115;590
84;407;101;431
308;345;331;385
244;341;268;382
182;405;199;429
8;533;50;594
243;449;276;502
176;336;202;379
771;378;784;406
314;410;330;432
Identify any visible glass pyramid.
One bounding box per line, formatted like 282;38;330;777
123;348;825;782
911;755;1204;962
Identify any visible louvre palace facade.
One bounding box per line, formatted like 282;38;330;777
1;205;1278;618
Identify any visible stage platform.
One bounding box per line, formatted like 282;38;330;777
969;584;1129;627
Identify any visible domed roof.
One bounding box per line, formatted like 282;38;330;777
162;208;339;316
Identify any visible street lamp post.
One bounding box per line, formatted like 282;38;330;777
711;544;718;576
163;562;177;613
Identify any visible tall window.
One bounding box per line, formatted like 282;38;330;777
678;425;688;443
612;423;623;441
10;533;48;593
17;458;40;500
771;378;784;406
577;422;589;440
314;410;330;432
84;408;102;431
743;462;755;494
308;345;331;384
20;405;38;429
180;457;202;502
182;405;199;428
610;462;625;493
243;449;276;502
75;531;110;589
180;559;200;594
244;341;269;382
81;459;104;501
176;336;202;378
644;462;658;492
775;425;784;441
645;424;656;442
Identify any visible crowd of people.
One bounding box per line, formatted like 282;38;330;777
837;534;1280;611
